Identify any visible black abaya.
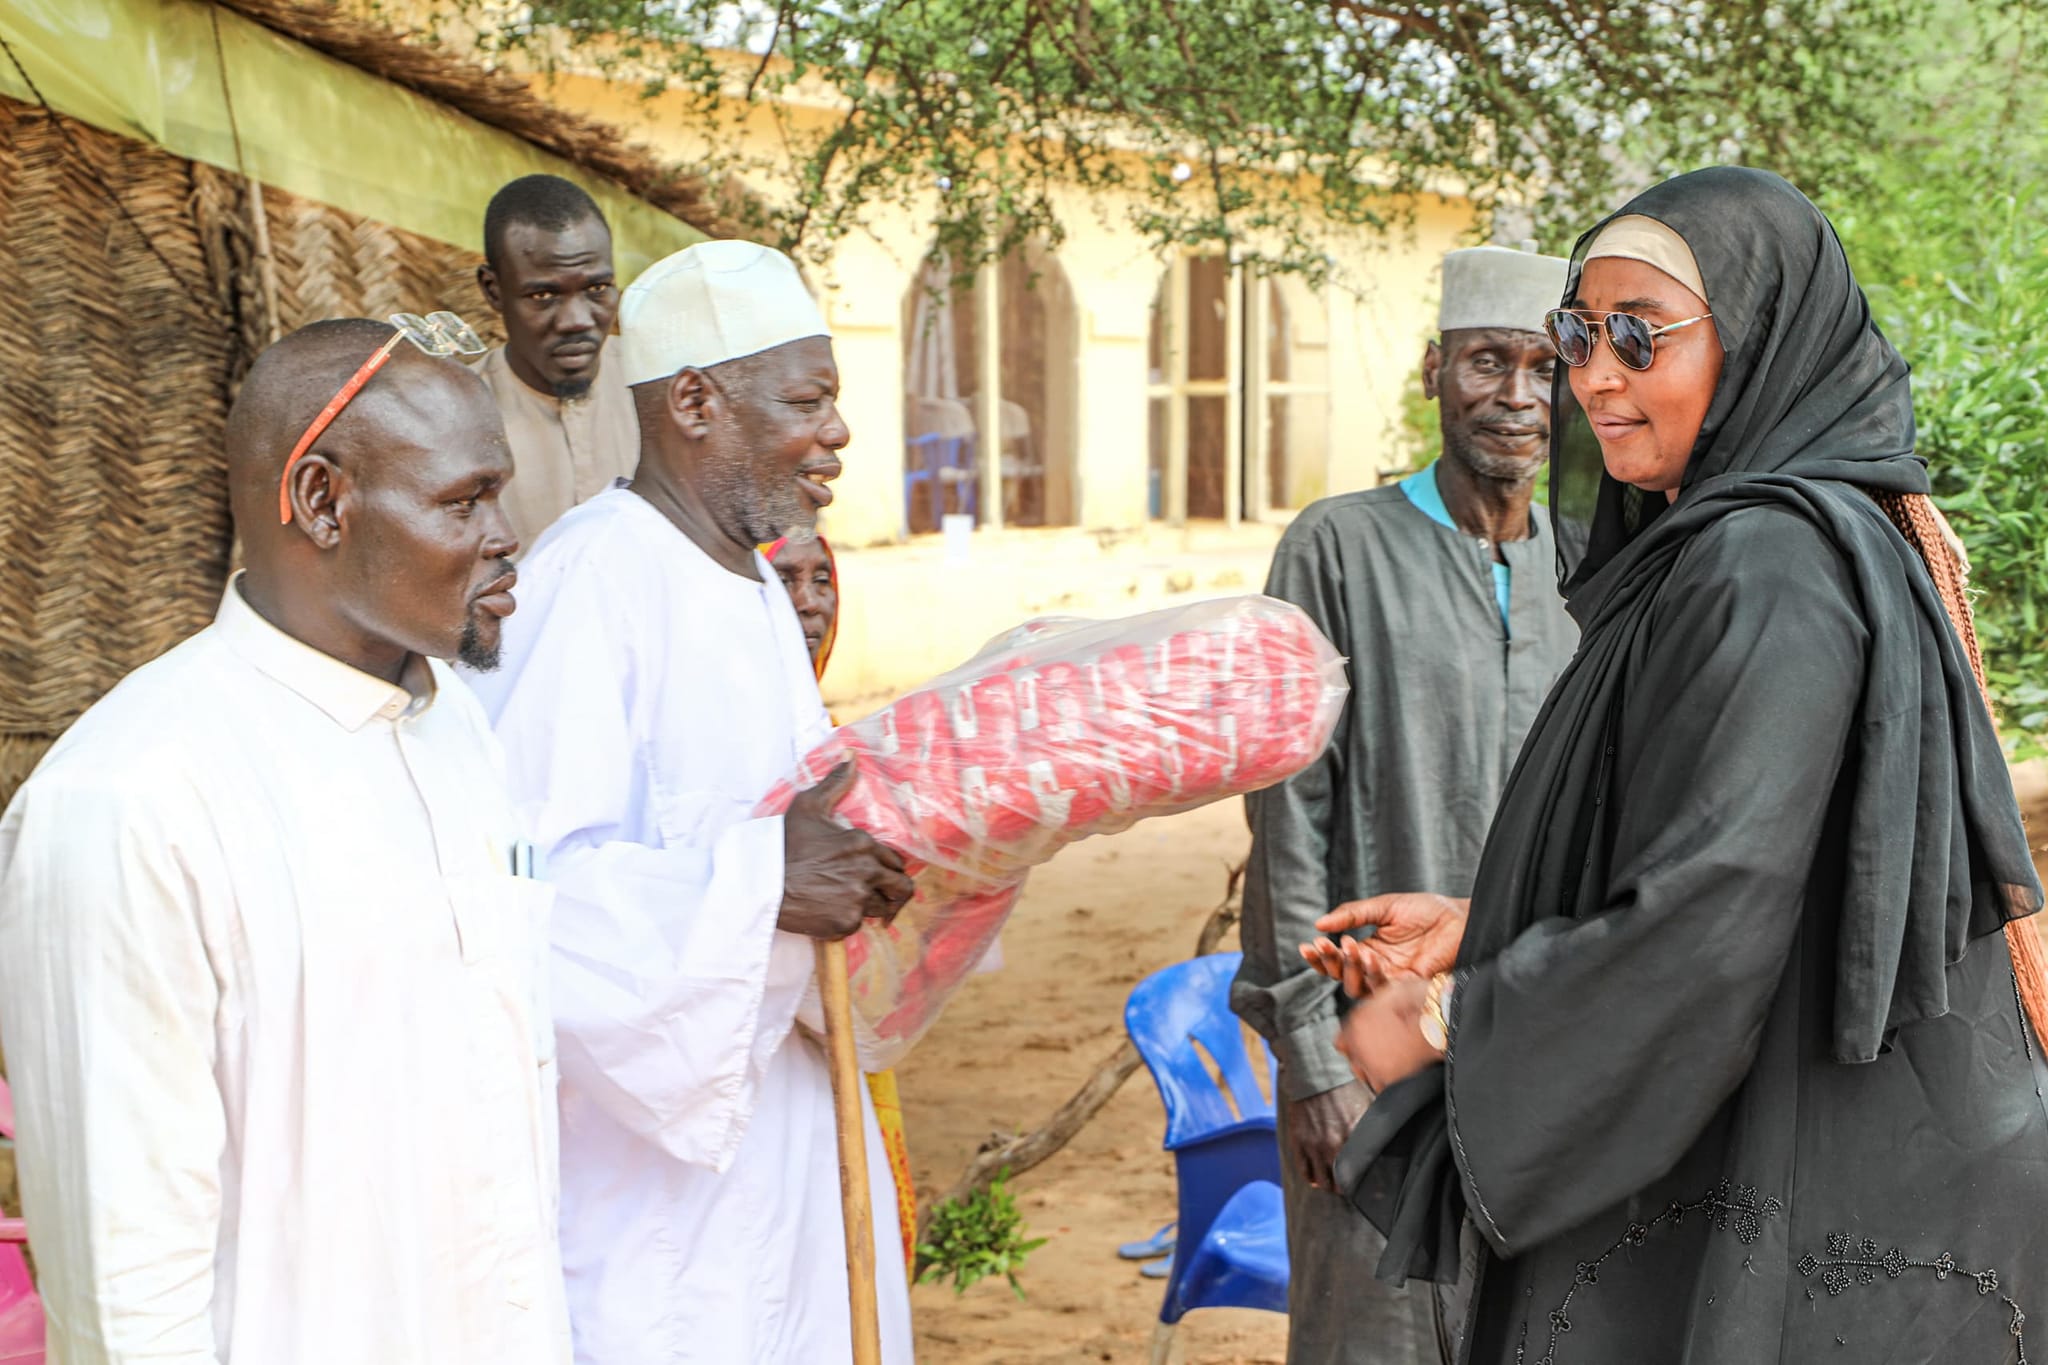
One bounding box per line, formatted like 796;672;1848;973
1336;168;2048;1364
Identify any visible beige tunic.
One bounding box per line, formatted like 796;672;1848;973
473;339;641;549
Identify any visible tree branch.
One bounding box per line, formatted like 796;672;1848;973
447;0;1927;286
785;7;894;251
1328;0;1446;39
742;2;791;104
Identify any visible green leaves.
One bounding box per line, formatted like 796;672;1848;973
434;0;2048;749
914;1169;1049;1299
443;0;1924;282
1831;2;2048;757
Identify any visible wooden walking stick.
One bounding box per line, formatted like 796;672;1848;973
817;936;884;1365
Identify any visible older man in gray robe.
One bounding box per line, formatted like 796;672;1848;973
1231;245;1577;1365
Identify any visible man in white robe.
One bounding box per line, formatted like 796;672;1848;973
470;241;917;1364
0;320;569;1365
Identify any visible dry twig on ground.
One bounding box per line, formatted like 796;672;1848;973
916;860;1245;1248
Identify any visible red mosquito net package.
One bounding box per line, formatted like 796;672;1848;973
758;595;1348;1068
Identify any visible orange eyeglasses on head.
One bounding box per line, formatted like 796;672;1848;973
276;311;489;524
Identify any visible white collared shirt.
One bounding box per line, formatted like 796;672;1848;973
0;577;570;1365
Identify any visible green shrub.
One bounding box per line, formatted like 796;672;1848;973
1864;192;2048;751
1826;9;2048;755
914;1170;1047;1300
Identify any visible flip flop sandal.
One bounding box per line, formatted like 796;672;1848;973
1117;1222;1177;1260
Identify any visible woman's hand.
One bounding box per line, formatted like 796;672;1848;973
1333;977;1443;1093
1298;893;1469;996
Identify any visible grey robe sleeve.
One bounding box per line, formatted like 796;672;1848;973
1233;517;1357;1099
1343;511;1870;1270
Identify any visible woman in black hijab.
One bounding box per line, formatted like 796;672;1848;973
1302;167;2048;1364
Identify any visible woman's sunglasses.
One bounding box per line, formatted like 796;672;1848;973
1545;308;1713;372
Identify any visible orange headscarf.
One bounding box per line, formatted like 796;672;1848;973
761;534;839;681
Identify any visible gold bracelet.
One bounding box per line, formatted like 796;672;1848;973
1419;971;1453;1052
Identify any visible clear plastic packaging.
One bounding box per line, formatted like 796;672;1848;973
759;594;1349;1068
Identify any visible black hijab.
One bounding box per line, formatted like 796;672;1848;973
1487;165;2040;1064
1337;169;2045;1289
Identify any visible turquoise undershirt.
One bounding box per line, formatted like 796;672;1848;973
1401;462;1512;629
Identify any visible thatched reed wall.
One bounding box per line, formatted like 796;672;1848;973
255;171;505;347
0;92;508;809
0;98;236;804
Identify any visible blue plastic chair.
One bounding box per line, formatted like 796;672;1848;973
1125;951;1289;1363
903;432;979;529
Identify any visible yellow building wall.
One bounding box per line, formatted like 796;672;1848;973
816;230;915;545
1044;190;1165;532
528;68;1481;700
1327;194;1481;492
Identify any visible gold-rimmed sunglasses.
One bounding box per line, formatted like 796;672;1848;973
1545;307;1712;373
276;311;488;524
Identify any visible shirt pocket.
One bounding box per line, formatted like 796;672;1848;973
649;782;758;851
444;870;555;966
444;872;558;1068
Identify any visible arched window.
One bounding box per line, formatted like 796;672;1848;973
1255;275;1333;514
1147;256;1332;523
901;242;1078;534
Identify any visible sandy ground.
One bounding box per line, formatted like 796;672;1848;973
2;769;2045;1365
900;796;1286;1365
899;764;2048;1364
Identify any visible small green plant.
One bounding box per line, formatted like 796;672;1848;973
914;1170;1048;1300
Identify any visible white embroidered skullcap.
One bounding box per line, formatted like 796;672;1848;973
617;240;830;385
1439;244;1570;334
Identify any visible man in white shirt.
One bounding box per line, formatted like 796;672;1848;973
0;319;570;1365
474;174;640;548
469;241;917;1364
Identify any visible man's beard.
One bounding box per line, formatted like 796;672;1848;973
551;376;594;401
714;455;811;545
1443;429;1547;485
457;613;500;671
